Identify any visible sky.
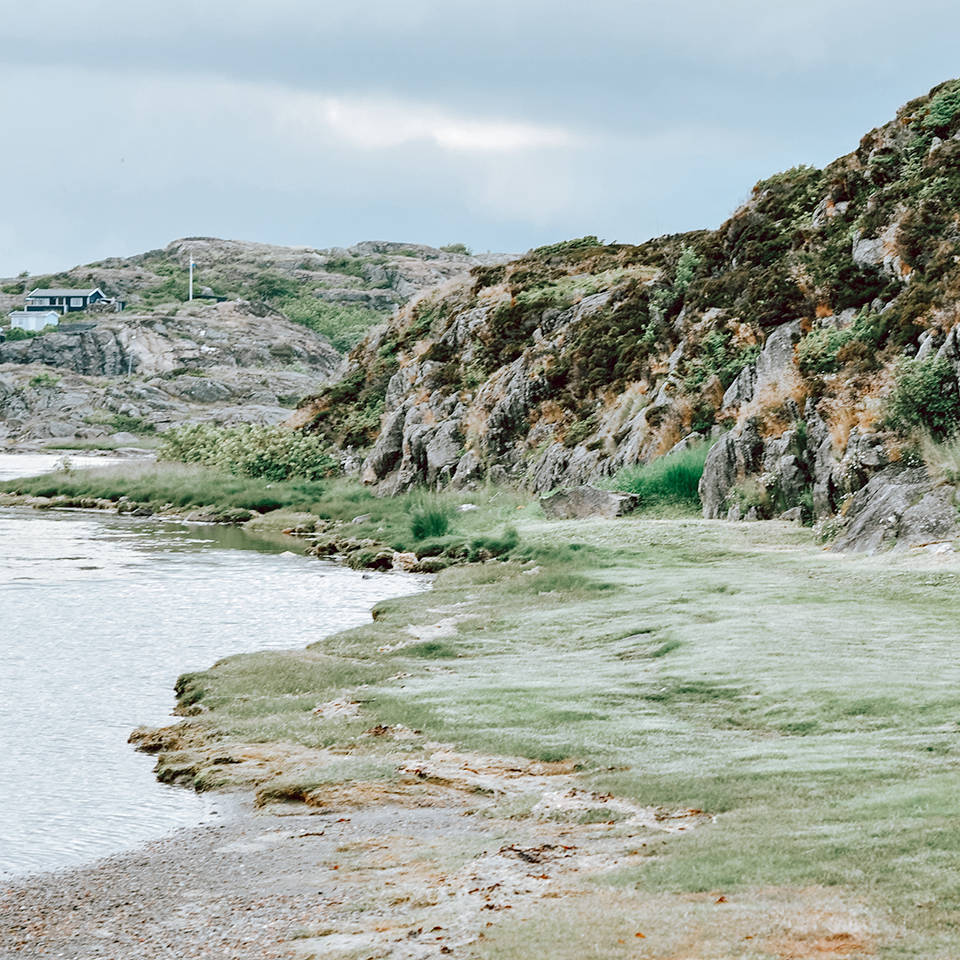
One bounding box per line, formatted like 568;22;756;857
1;1;958;276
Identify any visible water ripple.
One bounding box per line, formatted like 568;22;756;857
0;455;422;878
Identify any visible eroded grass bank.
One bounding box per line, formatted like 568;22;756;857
130;512;960;959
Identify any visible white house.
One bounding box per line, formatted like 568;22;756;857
9;310;59;332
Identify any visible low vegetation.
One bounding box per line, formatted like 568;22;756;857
159;423;337;481
275;297;383;352
143;514;960;958
885;355;960;440
0;462;527;560
612;441;712;509
0;462;329;515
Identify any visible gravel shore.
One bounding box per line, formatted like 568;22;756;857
1;797;475;960
0;748;697;960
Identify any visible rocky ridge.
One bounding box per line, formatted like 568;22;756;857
0;237;509;318
298;80;960;551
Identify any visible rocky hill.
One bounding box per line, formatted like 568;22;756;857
0;238;508;350
0;239;506;445
297;79;960;551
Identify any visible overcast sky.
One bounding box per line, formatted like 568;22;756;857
1;1;957;275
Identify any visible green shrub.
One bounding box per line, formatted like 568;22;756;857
279;296;384;351
468;525;519;559
439;243;472;255
248;270;299;301
4;326;39;341
29;372;60;389
885;356;960;440
530;236;603;257
409;494;456;540
110;413;156;434
322;255;370;279
922;80;960;133
613;441;712;508
682;329;759;389
796;311;884;375
159;423;337;481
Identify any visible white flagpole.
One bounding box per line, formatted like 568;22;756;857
188;253;194;302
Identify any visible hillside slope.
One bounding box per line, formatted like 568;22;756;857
298;80;960;550
0;300;342;443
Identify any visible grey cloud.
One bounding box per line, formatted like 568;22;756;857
1;1;959;274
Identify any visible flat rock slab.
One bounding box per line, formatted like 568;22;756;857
540;485;638;519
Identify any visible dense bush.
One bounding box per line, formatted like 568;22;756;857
796;312;884;375
4;326;39;342
885;356;960;440
159;423;337;481
682;329;759;389
110;413;155;434
279;296;384;351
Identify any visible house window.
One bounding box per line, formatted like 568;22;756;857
70;298;83;307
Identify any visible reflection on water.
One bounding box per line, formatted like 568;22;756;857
0;454;422;878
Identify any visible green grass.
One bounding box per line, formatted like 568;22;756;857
0;462;329;513
612;441;712;508
45;438;161;451
408;493;455;539
161;514;960;957
278;296;385;352
0;463;530;555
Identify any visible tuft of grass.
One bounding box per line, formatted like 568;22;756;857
612;441;712;508
408;494;456;540
921;431;960;483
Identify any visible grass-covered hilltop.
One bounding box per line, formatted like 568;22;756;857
295;78;960;550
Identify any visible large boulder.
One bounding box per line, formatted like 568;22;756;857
540;485;638;520
698;419;765;519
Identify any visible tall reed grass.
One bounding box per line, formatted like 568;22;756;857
612;441;712;508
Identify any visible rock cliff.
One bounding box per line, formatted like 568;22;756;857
298;80;960;550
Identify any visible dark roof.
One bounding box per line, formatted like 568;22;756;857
26;287;103;298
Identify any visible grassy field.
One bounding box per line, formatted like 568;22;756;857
141;510;960;959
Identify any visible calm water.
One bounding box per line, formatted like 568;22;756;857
0;454;422;878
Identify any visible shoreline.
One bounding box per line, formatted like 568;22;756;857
5;491;960;954
0;492;429;900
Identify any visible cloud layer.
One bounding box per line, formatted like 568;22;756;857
1;1;957;273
